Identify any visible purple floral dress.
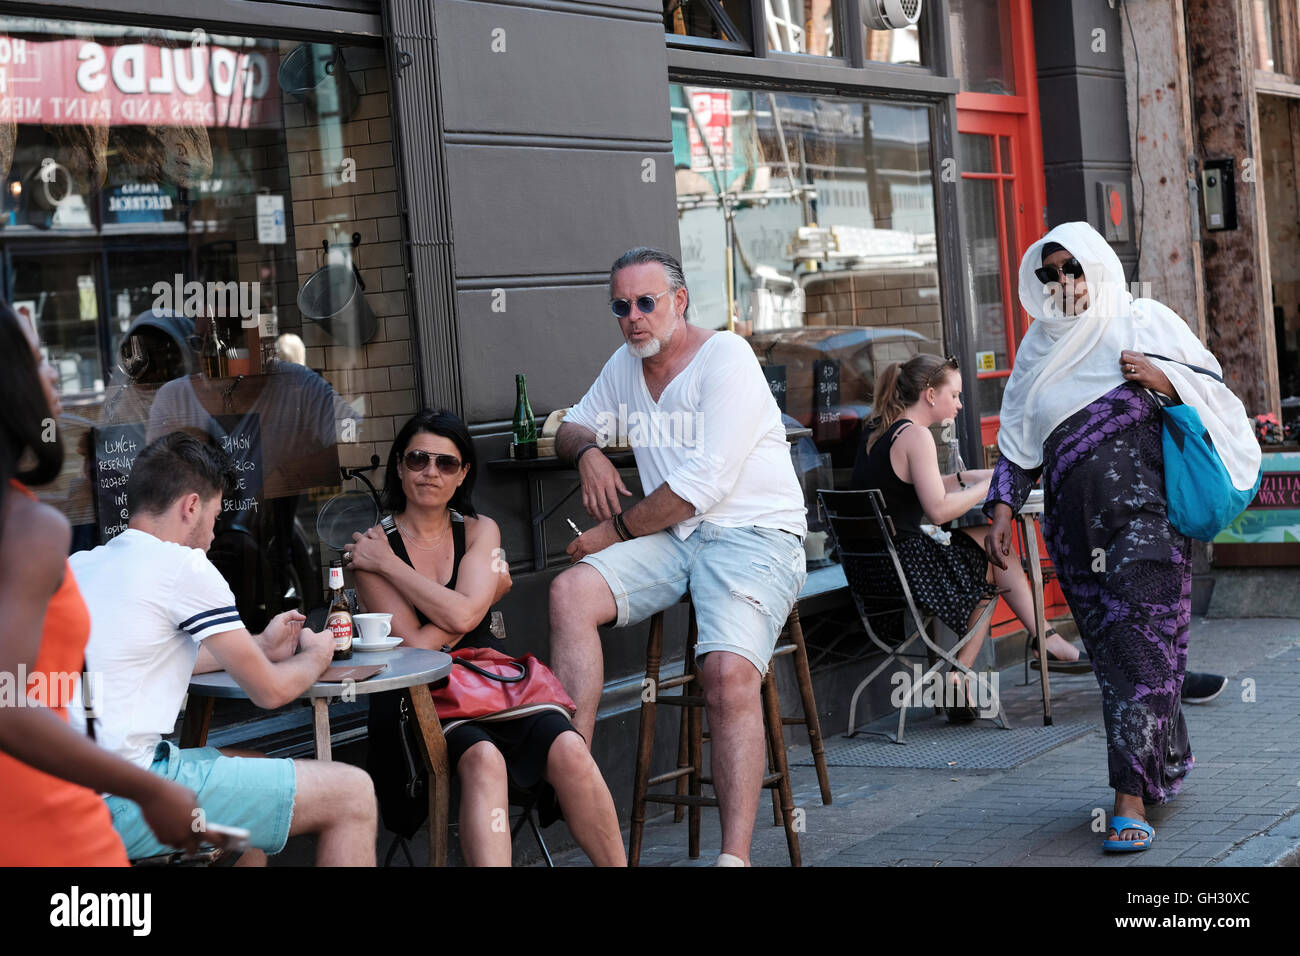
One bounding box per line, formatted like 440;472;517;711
986;382;1193;804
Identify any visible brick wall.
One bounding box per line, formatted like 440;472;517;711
279;42;415;482
799;267;943;348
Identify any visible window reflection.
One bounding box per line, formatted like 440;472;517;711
672;84;939;477
2;17;413;633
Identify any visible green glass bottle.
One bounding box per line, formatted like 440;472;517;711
512;373;538;459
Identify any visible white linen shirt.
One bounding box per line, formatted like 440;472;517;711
70;530;245;769
565;331;807;540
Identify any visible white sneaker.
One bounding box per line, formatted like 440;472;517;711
715;852;746;867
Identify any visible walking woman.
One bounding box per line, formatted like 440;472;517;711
852;353;1089;720
985;222;1259;851
350;409;626;866
0;301;201;865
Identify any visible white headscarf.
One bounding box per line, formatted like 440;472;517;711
997;221;1260;491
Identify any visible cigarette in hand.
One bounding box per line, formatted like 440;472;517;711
566;518;583;538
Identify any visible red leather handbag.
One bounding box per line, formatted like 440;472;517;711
429;646;577;731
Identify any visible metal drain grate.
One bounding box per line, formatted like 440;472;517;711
791;717;1098;770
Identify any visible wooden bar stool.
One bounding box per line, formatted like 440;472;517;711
628;599;803;867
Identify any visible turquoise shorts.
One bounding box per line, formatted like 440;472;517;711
106;741;297;859
581;521;807;677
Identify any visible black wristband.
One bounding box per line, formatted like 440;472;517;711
613;512;637;541
574;442;600;466
957;471;967;489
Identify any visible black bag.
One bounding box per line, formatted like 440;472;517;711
366;690;430;839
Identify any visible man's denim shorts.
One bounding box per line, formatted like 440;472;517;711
105;741;297;859
581;521;807;676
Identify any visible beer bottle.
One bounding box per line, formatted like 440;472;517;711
325;559;353;661
512;373;538;460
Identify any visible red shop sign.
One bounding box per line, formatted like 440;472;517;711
0;36;281;128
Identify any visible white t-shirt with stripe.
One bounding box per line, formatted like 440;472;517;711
70;529;245;769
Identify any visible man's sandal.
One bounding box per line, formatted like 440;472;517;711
1102;816;1154;852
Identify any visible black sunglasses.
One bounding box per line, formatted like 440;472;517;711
401;450;464;476
1034;257;1085;285
610;289;671;319
926;355;960;389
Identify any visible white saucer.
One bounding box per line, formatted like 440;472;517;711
352;637;403;652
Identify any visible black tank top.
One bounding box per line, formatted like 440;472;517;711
384;512;494;649
850;419;926;536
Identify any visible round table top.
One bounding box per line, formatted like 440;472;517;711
187;646;452;700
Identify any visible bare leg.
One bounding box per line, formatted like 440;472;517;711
544;731;626;866
699;651;764;865
232;849;267;867
288;759;377;866
958;526;1078;662
549;565;617;745
456;742;513;867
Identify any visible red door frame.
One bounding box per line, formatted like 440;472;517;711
954;1;1067;631
955;0;1047;449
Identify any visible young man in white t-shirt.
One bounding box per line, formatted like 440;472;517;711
71;432;377;865
551;247;807;867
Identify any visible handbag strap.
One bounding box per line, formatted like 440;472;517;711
453;656;526;683
1142;352;1225;384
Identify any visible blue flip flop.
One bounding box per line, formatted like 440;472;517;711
1102;816;1154;852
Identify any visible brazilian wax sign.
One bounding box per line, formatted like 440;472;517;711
1214;451;1300;545
91;414;263;543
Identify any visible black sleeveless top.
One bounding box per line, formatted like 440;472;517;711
384;511;494;649
850;419;926;537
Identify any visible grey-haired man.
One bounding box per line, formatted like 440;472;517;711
550;247;807;866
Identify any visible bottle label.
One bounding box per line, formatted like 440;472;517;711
329;566;344;590
327;614;352;650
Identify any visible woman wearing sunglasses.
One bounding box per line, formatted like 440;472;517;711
851;353;1089;721
348;409;625;865
0;301;203;865
985;221;1259;852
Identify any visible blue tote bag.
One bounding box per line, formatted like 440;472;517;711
1145;353;1263;541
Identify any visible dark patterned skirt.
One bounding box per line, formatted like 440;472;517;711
1039;383;1194;804
895;529;997;638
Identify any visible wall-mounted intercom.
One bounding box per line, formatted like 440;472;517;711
1201;158;1238;231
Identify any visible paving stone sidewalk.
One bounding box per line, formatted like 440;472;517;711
550;615;1300;867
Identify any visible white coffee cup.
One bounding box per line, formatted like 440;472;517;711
353;613;393;643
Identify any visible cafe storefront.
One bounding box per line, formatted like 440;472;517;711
8;0;1053;847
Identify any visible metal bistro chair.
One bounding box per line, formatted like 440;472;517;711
817;489;1009;743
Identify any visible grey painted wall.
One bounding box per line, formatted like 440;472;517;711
1033;0;1135;274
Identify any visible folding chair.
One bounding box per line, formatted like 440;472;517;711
818;489;1009;743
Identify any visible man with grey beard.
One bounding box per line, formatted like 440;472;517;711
550;247;807;866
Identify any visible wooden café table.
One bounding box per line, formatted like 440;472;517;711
182;646;455;864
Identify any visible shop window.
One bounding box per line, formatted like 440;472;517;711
666;0;754;49
948;0;1014;93
671;84;939;480
2;17;416;633
766;0;842;57
1251;1;1283;73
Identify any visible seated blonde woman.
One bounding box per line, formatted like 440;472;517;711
851;354;1089;719
349;409;625;866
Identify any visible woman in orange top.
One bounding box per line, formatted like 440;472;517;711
0;302;201;865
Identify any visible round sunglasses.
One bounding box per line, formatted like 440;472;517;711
610;289;671;319
400;449;464;475
1034;257;1085;285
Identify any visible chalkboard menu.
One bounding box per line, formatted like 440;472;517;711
92;423;148;543
812;358;841;442
90;413;264;542
763;364;788;413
